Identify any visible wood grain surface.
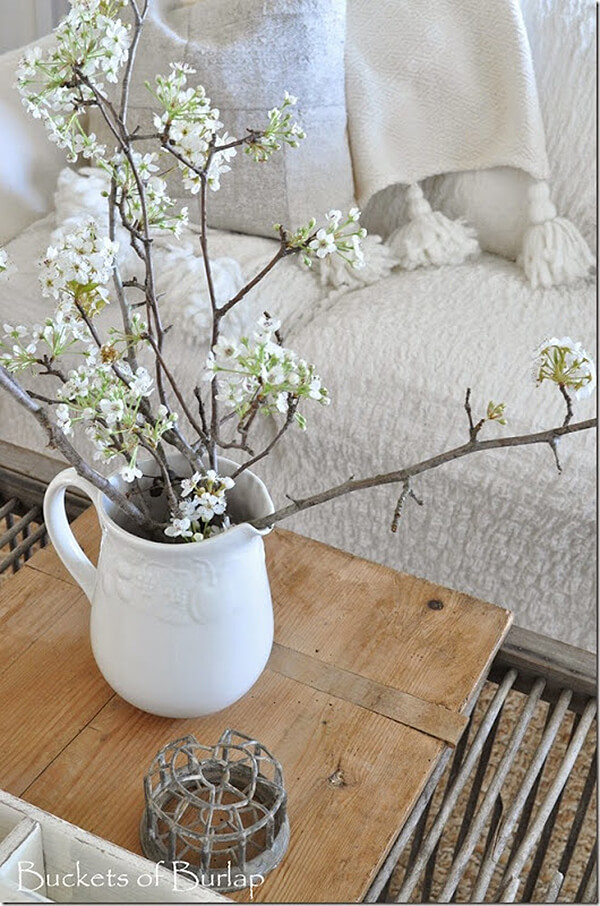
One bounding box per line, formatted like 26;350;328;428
0;507;512;903
268;643;468;745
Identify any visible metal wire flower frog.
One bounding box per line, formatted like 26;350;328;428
140;729;289;892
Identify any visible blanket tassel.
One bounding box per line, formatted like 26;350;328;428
315;233;398;291
387;182;479;270
518;180;594;289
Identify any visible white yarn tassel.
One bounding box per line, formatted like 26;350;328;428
518;181;594;289
315;234;398;291
387;182;479;270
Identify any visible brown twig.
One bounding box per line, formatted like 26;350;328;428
143;333;208;443
120;0;148;126
559;384;574;427
232;398;298;478
138;435;178;514
251;418;597;530
390;480;423;532
218;244;289;318
215;437;254;455
198;172;220;471
122;277;147;292
549;437;563;473
38;357;68;383
27;391;60;406
464;388;485;441
193;386;210;439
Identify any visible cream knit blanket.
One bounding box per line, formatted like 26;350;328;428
346;0;551;205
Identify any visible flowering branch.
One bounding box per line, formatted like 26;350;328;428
3;3;594;547
0;364;156;532
250;417;596;531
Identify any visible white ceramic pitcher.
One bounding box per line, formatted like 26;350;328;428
43;455;274;718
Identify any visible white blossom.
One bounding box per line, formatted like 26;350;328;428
164;516;193;539
204;317;330;429
290;209;367;270
245;92;305;162
16;1;131;162
309;229;337;259
121;463;143;483
99;397;125;425
533;338;596;400
55;403;73;436
39;220;117;316
165;470;235;542
129;366;154;397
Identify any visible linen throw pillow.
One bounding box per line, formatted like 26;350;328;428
90;0;355;238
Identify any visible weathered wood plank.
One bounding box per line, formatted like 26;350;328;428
266;530;513;713
489;624;597;711
0;567;84;671
23;673;444;904
0;509;512;903
26;517;512;719
268;642;468;746
0;569;113;795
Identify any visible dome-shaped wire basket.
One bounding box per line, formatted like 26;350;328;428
140;729;289;892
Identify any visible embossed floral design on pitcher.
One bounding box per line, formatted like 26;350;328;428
43;455;274;717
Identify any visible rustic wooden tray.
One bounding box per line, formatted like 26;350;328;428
0;445;596;903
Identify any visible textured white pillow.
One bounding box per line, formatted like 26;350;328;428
364;0;595;262
90;0;355;238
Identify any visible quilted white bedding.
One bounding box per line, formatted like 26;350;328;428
0;213;595;649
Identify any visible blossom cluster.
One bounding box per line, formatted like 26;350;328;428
39;218;118;317
0;219;117;375
286;208;367;269
16;0;131;162
57;354;177;480
111;150;189;236
165;469;235;541
533;338;596;400
1;312;84;374
244;92;306;163
205;315;330;430
0;299;176;482
150;63;236;193
0;215;181;485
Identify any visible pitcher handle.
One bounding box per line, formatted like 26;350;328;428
43;467;101;602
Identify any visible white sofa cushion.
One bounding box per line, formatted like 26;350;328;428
258;258;596;650
0;208;595;648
